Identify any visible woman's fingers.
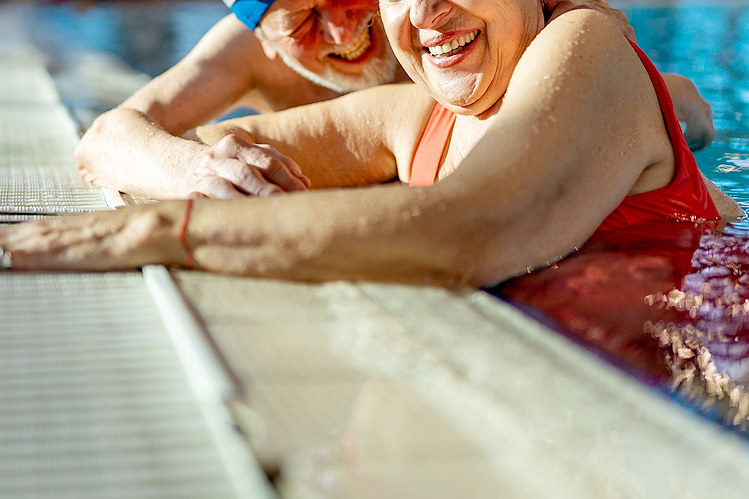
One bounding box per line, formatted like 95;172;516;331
0;204;186;271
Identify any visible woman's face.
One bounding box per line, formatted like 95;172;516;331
379;0;544;116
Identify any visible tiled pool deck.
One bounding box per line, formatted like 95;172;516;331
2;1;749;497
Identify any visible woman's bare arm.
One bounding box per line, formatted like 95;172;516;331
194;83;436;188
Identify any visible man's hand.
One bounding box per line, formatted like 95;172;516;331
184;134;311;198
545;0;635;41
661;73;716;151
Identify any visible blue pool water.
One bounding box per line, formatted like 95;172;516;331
28;0;227;77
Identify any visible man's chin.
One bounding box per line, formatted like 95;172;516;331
320;57;399;92
288;53;399;94
257;23;399;93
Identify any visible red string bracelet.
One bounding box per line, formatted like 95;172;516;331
179;199;195;269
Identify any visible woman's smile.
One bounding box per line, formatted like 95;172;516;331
425;30;479;57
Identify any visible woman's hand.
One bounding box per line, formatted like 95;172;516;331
184;134;311;199
0;203;187;271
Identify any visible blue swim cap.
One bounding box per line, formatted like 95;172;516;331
223;0;275;30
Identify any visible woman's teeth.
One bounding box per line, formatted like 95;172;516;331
331;27;371;61
428;30;478;57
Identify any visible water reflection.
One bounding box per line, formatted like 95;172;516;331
493;6;749;436
493;218;749;434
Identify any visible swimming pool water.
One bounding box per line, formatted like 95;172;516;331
498;4;749;435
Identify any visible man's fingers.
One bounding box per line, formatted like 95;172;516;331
254;144;312;187
194;176;250;199
192;135;310;198
236;147;310;193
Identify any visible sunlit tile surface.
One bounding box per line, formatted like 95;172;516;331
177;273;749;498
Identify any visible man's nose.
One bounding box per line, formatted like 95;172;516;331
409;0;450;29
319;8;357;46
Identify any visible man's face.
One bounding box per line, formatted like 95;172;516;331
256;0;399;93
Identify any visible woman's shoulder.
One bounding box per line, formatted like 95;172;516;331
543;7;624;36
509;9;647;107
532;8;632;61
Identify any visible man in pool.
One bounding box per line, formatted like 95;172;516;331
73;0;716;200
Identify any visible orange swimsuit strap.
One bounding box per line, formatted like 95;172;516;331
409;103;456;186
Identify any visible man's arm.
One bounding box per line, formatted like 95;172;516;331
661;73;716;151
74;15;313;199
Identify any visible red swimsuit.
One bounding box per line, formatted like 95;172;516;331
408;40;720;228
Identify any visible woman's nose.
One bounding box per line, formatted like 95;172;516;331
319;8;357;46
409;0;451;29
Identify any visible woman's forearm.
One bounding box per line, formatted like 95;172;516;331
0;186;484;286
183;186;480;285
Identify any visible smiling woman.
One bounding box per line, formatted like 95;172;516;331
0;4;740;286
382;0;545;116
